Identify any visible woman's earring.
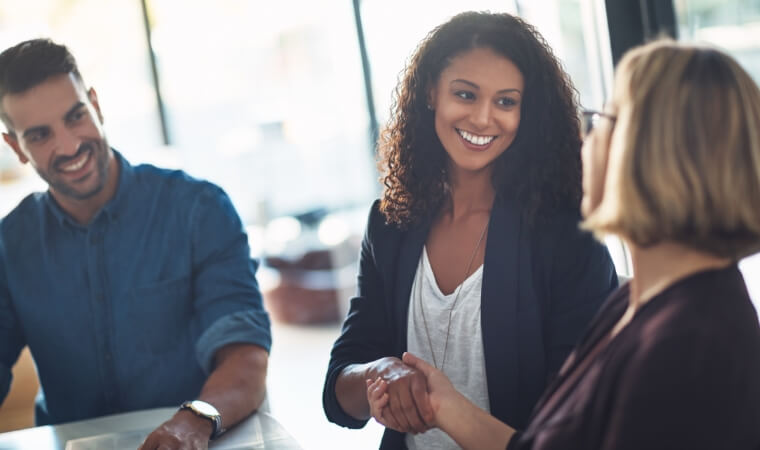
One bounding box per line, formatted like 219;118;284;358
427;104;434;110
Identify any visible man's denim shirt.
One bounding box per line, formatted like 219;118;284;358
0;151;271;425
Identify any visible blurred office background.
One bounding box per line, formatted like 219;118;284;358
0;0;759;448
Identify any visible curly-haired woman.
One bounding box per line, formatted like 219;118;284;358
323;12;618;449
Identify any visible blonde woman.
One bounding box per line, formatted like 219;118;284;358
368;40;760;449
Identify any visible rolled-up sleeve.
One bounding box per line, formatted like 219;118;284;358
196;310;272;374
0;233;25;404
189;184;271;374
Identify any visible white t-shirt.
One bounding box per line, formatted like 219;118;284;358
405;247;490;450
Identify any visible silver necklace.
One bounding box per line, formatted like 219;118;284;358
418;220;489;371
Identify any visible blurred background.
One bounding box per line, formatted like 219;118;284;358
0;0;759;448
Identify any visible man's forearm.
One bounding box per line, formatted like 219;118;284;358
197;343;269;432
138;343;268;449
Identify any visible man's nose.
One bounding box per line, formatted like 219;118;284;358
53;126;82;156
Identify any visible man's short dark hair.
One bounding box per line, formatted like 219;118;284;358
0;38;83;133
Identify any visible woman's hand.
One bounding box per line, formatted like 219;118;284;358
366;378;390;425
401;352;460;423
403;352;517;449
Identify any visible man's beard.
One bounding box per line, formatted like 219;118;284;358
38;139;110;200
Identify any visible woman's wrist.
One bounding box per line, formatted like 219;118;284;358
436;391;516;450
434;387;471;430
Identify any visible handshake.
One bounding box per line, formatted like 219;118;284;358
365;353;458;435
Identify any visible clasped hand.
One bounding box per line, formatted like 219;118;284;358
368;352;460;435
363;355;435;434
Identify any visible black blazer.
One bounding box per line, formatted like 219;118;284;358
323;198;618;449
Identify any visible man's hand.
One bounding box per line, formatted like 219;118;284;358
138;409;213;450
366;356;434;434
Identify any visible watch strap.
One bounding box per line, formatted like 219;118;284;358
180;400;224;440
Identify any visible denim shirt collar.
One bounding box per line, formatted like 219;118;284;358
44;149;133;228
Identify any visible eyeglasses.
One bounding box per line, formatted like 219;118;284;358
581;110;617;139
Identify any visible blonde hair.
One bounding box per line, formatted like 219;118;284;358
582;40;760;259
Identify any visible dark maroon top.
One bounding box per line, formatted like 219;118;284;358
509;265;760;450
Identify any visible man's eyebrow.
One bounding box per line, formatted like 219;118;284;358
22;125;49;139
63;101;86;121
19;101;87;139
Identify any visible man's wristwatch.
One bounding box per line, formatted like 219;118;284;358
180;400;224;440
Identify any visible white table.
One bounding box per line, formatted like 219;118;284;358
0;408;302;450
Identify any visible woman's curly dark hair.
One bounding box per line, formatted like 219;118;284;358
379;11;582;227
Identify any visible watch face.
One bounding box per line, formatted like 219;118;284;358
190;400;219;417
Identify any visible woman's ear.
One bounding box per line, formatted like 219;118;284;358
427;87;436;111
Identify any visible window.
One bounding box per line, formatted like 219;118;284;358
675;0;760;83
146;0;376;223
